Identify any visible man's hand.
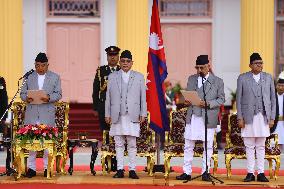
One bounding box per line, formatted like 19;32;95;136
139;116;146;123
26;97;34;103
199;100;207;108
238;118;245;128
269;119;274;128
105;117;111;124
41;94;50;103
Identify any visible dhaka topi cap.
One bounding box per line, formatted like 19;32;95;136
196;55;209;65
250;53;262;64
120;50;132;60
35;53;48;63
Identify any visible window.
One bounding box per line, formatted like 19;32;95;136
278;0;284;16
159;0;212;18
47;0;100;18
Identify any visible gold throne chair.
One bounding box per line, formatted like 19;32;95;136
101;113;156;176
12;101;69;174
164;108;218;178
225;113;281;179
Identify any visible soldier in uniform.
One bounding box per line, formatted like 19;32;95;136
92;45;120;171
0;76;8;151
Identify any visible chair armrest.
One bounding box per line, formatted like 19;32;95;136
165;131;169;145
102;130;109;145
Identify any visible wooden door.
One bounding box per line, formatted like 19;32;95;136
162;23;212;88
47;23;100;103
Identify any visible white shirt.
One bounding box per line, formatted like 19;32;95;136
278;93;284;116
122;70;130;83
197;73;209;88
252;73;261;83
37;74;46;90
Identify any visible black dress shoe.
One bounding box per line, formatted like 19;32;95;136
257;173;269;182
44;169;47;177
176;173;191;180
243;173;255;182
129;170;139;179
26;168;36;178
113;169;124;178
202;172;212;182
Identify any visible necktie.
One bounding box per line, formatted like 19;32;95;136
111;68;115;72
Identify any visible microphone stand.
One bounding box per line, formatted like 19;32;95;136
0;77;28;176
185;74;223;185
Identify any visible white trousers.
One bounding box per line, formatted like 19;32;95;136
183;138;214;175
243;137;266;174
114;135;137;171
28;149;49;171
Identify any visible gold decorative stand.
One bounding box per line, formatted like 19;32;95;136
13;140;56;180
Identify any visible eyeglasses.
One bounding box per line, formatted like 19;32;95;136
195;66;206;70
120;59;132;63
251;61;263;65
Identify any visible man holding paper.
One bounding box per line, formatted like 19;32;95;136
20;52;62;178
176;55;225;181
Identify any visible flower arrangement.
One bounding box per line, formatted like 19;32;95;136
15;124;59;145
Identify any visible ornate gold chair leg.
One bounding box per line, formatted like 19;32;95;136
268;159;273;179
275;156;281;180
225;155;232;178
164;154;171;178
101;154;107;175
107;155;112;173
56;155;61;173
146;156;150;173
149;155;155;176
213;154;218;175
61;153;68;174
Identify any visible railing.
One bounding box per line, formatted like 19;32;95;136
159;0;212;18
47;0;100;18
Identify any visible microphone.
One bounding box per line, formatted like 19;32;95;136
19;69;34;80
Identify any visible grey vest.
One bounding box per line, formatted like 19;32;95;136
253;79;265;115
120;79;128;115
192;84;204;117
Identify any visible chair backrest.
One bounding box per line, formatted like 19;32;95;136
227;113;244;147
137;113;152;143
12;101;69;146
169;108;187;144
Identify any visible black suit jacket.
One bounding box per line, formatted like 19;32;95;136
92;65;120;111
0;77;8;121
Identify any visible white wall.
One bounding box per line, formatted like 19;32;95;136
23;0;46;73
101;0;117;65
212;0;241;105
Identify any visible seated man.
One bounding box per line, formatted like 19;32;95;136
20;52;62;178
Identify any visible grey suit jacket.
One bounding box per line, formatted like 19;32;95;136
236;71;276;124
105;70;147;124
20;71;62;126
186;74;225;128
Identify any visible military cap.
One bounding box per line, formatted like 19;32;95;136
105;46;120;55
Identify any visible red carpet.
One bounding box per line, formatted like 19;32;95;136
1;162;283;176
0;184;277;189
